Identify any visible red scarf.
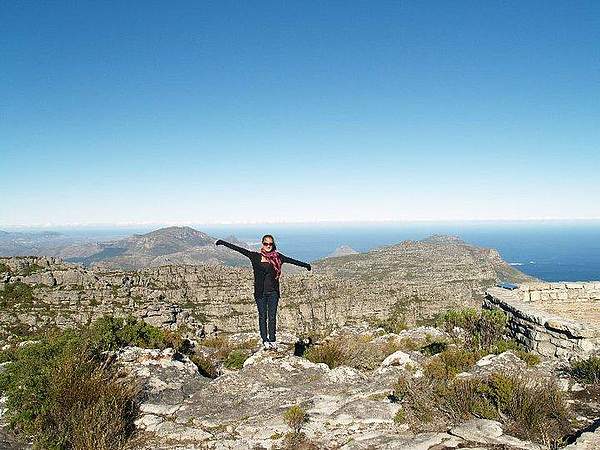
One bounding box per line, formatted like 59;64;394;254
260;248;282;280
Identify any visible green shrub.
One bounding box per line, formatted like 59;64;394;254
304;334;385;371
190;353;219;378
486;373;572;447
0;262;11;274
0;281;34;307
423;348;481;381
223;349;250;370
0;329;139;449
492;339;540;366
393;408;406;424
442;377;498;421
421;340;448;356
0;316;182;449
437;308;507;352
393;371;572;446
283;405;307;434
20;263;44;276
571;356;600;383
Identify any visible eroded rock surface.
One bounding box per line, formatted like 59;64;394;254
0;235;532;342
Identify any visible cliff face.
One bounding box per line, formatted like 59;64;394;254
0;236;534;341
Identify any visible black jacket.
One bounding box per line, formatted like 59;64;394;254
216;239;311;298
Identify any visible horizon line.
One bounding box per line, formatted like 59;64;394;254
3;217;600;230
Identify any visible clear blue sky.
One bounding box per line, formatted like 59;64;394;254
2;1;599;227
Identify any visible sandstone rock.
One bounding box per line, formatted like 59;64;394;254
450;419;542;449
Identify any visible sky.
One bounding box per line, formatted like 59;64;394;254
1;1;599;227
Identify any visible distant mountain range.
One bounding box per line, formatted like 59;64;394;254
60;227;251;270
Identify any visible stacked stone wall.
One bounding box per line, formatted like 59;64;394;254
485;284;600;359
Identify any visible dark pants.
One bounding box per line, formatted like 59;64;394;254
255;291;279;342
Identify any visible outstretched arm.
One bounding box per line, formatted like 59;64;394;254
280;253;312;271
215;239;253;258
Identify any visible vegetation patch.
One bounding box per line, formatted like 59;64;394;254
0;262;12;274
0;281;35;307
0;315;178;450
278;405;318;450
223;349;251;370
393;371;572;447
570;356;600;383
437;307;507;352
493;339;540;366
304;334;385;370
193;335;258;376
423;347;482;381
20;263;45;276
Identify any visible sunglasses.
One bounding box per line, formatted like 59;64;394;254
262;242;274;246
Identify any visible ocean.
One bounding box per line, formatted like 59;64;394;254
199;221;600;283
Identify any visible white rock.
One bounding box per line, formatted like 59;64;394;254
450;419;541;450
381;350;415;368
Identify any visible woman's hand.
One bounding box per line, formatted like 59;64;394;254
215;239;224;246
307;264;312;271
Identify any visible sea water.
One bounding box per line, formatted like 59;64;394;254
200;221;600;282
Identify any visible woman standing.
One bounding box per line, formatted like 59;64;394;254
215;235;311;350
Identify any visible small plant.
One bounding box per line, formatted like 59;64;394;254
492;339;540;366
20;263;44;276
423;348;481;381
421;340;448;356
283;405;307;435
0;262;11;274
223;349;250;370
571;356;600;383
190;353;219;378
393;408;406;423
304;334;385;371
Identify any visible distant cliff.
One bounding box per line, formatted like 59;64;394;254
0;236;534;342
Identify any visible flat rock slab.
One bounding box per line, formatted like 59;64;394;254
450;419;542;450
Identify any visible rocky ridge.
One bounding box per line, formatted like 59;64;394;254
0;236;533;342
113;325;599;449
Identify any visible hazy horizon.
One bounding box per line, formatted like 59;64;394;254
4;217;600;232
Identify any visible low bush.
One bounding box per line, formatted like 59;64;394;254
20;263;44;276
423;348;481;381
393;371;572;447
0;281;34;307
437;308;507;352
0;262;11;273
304;334;385;370
570;356;600;383
493;339;540;366
283;405;307;434
190;353;219;379
0;315;179;450
223;349;250;370
421;340;448;356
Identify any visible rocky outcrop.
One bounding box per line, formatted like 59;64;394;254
0;236;532;342
117;343;542;449
327;245;359;257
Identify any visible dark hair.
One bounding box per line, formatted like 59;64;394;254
262;234;276;250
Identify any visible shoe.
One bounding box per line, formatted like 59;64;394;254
269;341;278;351
263;341;271;350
